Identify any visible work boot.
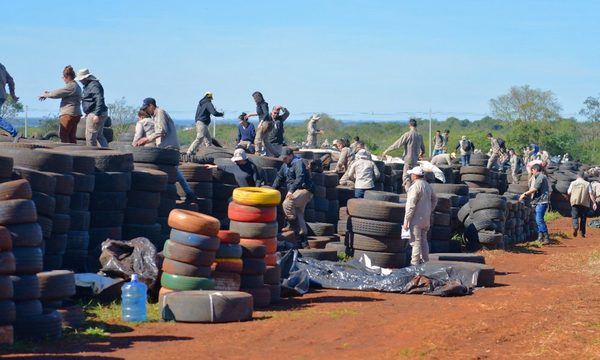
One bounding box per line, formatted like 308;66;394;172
537;233;544;242
542;233;551;244
282;219;298;233
582;233;586;238
573;228;578;237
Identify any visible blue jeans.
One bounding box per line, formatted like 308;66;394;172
175;167;195;198
432;149;442;157
0;98;17;137
535;203;548;234
355;188;370;198
461;154;470;166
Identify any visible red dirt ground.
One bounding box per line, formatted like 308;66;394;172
4;217;600;359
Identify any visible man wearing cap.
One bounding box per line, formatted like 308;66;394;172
268;105;289;157
187;92;223;155
343;149;380;198
455;135;474;166
137;98;197;202
0;63;22;142
430;152;456;166
236;112;256;152
306;114;323;148
382;118;425;192
273;148;314;247
403;166;438;266
568;171;597;238
222;148;264;187
76;68;108;147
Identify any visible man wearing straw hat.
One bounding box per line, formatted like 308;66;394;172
75;68;108;147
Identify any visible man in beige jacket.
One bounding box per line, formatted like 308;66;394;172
403;166;438;266
568;172;597;238
382;118;425;191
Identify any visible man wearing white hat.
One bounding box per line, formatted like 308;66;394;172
225;148;264;187
403;166;438;266
75;68;108;147
306;114;323;148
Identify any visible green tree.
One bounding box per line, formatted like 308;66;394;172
107;97;137;138
489;85;562;122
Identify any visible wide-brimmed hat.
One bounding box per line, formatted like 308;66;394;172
75;68;95;81
407;166;425;176
231;148;248;162
310;114;321;121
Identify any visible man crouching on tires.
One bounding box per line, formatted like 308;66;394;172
403;166;437;266
272;148;314;248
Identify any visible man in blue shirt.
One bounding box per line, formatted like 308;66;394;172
236;112;256;153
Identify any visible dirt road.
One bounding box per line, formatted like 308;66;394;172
4;217;600;359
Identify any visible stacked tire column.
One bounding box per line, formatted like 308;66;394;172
160;210;220;293
212;230;243;291
0;156;16;344
228;187;281;307
178;163;214;214
124;168;168;249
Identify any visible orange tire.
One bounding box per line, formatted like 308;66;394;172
212;258;243;273
264;253;278;266
167;209;220;236
240;238;277;254
227;202;277;223
158;286;178;301
217;230;241;245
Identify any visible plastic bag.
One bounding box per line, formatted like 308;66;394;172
99;237;159;289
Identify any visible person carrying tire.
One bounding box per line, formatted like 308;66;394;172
568;171;597;238
268;105;289;157
306;114;323;148
342;149;380;198
486;132;505;169
245;91;278;157
137;97;197;202
403;166;437;265
38;65;82;144
382;118;425;192
187;92;223;156
0;62;22;142
273;148;314;246
76;68;108;147
236;112;256;153
519;164;550;244
455;135;474;166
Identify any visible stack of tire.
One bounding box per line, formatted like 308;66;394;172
124;168;168;249
460;165;490;188
548;169;577;217
372;160;385;191
460;193;507;250
132;148;181;240
504;184;543;243
228;187;281;307
429;184;470;253
306;222;338;249
178;163;214;214
212;230;243;291
0;156;16;344
323;171;340;225
346;198;408;268
46;170;74;272
75;119;114;146
160;210;219;293
36;270;76;314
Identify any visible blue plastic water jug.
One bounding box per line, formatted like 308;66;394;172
121;274;147;322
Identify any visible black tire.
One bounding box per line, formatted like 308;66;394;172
471;208;506;222
430;260;495;287
241;259;267;276
429;253;485;264
306;222;335;236
12;167;56;195
312;172;324;186
247;154;283;170
461;174;488;183
0;276;13;300
90;210;124;228
264;265;281;284
472;218;502;232
124;207;158;224
13;247;43;274
178;163;213;182
45;233;68;254
430;225;451;240
122;223;162;243
240;274;264;288
159;290;253;323
229;221;278;239
93;171;131;192
429;183;469;195
460;166;489;175
470;198;506;212
0;300;16;325
0;199;37;225
50;173;74;196
131;169;169;192
127;190;161;209
66;231;89;250
0;179;32;201
31;192;56;217
212;183;236;200
478;231;503;246
298;248;338;261
508;184;529;193
51;213;71;233
364;190;400;203
457;203;471;224
13;309;62;340
349;217;402;237
323;173;339;187
103;127;114;143
54;194;72;213
240;244;267;259
0;251;15;275
75;150;134;172
11;275;40;300
38;215;53;238
313;185;326;198
15;300;43;318
131;147;180;165
5;223;43;248
37;270;76;300
353;250;406;268
0;156;13;178
433;212;451;226
135;164;177;184
351;233;406;252
2;148;73;173
162;259;212;278
70;192;90;211
177;182;213;198
347;198;405;222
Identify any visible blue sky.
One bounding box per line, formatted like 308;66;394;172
3;0;599;120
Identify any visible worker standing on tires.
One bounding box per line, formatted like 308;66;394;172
0;62;22;142
381;118;425;192
568;171;597;238
455;135;474;166
245;91;277;157
76;68;108;147
273;148;313;247
38;65;82;144
227;148;264;187
486;132;504;169
403;166;437;265
344;149;380;198
137;98;197;202
268;105;289;157
306;114;323;148
187;92;223;156
508;148;520;184
519;164;550;244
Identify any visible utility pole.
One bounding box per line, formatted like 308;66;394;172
428;108;432;157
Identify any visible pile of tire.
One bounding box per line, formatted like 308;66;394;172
548;168;578;217
228;187;281;307
75;119;114;146
132;148;181;240
212;230;243;291
306;170;339;224
124;168;168;249
177;163;214;215
383;163;403;193
460;165;490;188
504;184;547;243
36;270;76;318
429;184;470;253
306;222;338;250
459;193;507;250
0;156;16;344
346;197;408;268
160;210;220;293
210;165;238;225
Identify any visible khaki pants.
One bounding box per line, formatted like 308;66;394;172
270;143;283;158
402;161;415;192
487;152;500;169
59;114;80;144
511;167;519;184
283;189;313;235
85;113;108;147
254;121;277;157
410;226;430;265
307;134;317;148
187;121;212;155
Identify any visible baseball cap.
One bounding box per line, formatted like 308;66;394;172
140;97;156;110
407;166;425;176
280;148;294;159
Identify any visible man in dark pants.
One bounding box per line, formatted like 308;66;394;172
268;105;289;157
273;148;313;247
568;171;597;238
0;63;22;142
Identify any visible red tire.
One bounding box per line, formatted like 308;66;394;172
217;230;241;245
212;258;243;273
264;253;277;266
240;238;277;254
228;202;277;223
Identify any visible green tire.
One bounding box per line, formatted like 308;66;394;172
161;272;215;291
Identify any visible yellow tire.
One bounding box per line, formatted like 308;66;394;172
232;187;281;206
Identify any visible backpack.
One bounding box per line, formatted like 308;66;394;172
461;140;472;152
496;137;506;150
